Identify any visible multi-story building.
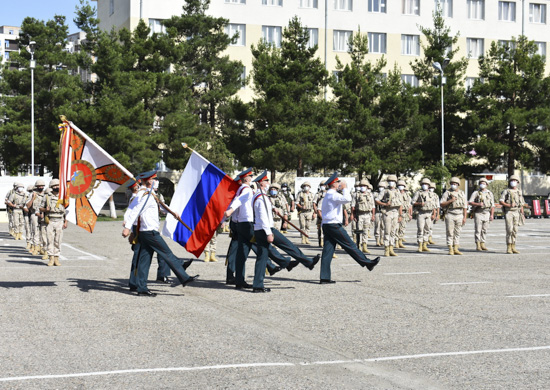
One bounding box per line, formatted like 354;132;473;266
92;0;550;99
0;26;21;67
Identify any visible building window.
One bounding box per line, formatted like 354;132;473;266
226;24;246;46
402;0;420;15
149;19;166;35
300;0;318;8
262;26;282;48
333;71;342;82
467;0;484;20
225;0;246;3
498;1;516;21
9;29;14;35
529;3;547;24
5;52;10;60
5;41;9;49
368;0;386;13
333;30;352;51
498;40;516;50
401;34;420;55
435;0;453;17
535;41;546;57
465;77;478;90
262;0;282;6
467;38;484;58
401;74;419;87
307;28;319;49
110;0;114;15
368;32;386;54
334;0;353;11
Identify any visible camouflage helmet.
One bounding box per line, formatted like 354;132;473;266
49;179;60;187
387;174;398;182
301;181;311;188
421;178;431;185
450;176;460;185
27;185;34;192
429;181;436;188
367;183;373;190
478;178;488;185
34;179;45;187
379;181;388;188
509;175;520;182
359;179;370;186
270;182;281;190
397;180;406;187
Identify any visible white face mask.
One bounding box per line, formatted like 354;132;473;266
17;186;24;193
421;184;429;191
450;184;458;190
304;186;310;191
509;181;518;188
479;183;487;189
429;188;435;192
378;187;385;192
360;186;367;192
366;189;371;193
388;181;396;188
270;190;278;196
398;185;405;191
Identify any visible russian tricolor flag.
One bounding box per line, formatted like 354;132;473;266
162;151;240;257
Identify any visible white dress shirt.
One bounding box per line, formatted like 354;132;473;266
253;189;274;235
228;184;254;223
124;188;159;231
321;188;351;225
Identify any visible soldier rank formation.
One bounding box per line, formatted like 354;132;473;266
5;172;528;296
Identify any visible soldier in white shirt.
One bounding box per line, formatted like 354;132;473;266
320;172;380;284
122;171;197;296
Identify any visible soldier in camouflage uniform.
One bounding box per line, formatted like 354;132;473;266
376;175;403;257
40;179;67;266
412;178;437;252
269;183;288;228
373;181;386;247
39;188;51;259
280;183;294;233
440;176;468;255
296;182;314;244
313;184;326;247
468;178;495;251
396;179;412;249
24;185;34;249
5;183;17;237
351;179;375;253
26;179;46;256
6;183;26;240
204;224;223;262
499;175;525;254
427;181;440;245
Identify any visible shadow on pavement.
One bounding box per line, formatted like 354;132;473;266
0;281;57;288
68;278;135;294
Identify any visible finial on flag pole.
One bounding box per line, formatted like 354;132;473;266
181;142;196;153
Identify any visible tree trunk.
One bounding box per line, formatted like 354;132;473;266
297;158;304;177
270;169;276;183
508;124;515;178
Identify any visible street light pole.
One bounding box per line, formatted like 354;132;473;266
28;41;36;176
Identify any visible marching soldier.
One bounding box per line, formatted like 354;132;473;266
39;188;51;259
6;183;26;240
280;183;294;233
412;178;437;252
26;179;46;256
373;181;387;247
204;224;223;263
351;179;375;253
268;183;288;230
499;175;525;254
376;175;403;257
397;179;412;249
40;179;67;266
468;178;495;251
440;177;467;255
319;172;380;283
296;182;314;244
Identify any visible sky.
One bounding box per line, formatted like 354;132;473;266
0;0;85;34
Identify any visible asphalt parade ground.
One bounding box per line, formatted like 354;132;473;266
1;218;549;389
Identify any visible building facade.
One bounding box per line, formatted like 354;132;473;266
92;0;550;99
0;26;21;66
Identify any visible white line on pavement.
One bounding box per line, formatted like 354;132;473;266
1;345;550;382
506;294;550;298
440;281;492;285
61;243;104;260
384;272;432;275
